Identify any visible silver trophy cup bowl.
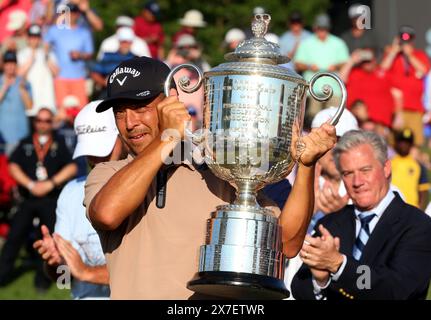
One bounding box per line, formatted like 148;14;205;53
164;14;346;299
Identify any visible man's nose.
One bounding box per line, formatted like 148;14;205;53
352;172;363;187
125;109;140;130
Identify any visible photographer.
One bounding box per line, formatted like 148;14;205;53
381;26;430;146
339;48;394;132
165;34;210;129
166;34;210;72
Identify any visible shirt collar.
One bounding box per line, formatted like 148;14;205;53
354;189;395;219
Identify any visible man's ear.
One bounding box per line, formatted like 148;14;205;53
383;160;391;179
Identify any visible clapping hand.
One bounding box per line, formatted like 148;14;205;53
33;225;62;266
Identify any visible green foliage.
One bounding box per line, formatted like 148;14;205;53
90;0;330;65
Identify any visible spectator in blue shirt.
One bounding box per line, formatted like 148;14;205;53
53;0;103;32
279;11;311;70
0;51;33;155
44;3;94;110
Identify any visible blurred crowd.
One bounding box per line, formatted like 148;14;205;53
0;0;431;297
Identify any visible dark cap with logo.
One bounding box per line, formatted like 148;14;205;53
28;24;42;37
394;128;415;144
96;56;172;113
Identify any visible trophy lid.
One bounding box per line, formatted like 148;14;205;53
224;14;289;64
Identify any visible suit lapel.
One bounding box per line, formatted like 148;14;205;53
360;195;403;265
334;206;357;255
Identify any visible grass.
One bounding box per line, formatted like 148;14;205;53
0;269;71;300
0;240;71;300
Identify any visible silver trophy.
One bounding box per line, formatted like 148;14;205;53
164;14;346;299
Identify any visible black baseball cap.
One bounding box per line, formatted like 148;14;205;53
394;128;414;144
67;4;81;12
289;11;303;24
96;56;173;113
3;50;17;63
28;24;42;37
144;1;161;19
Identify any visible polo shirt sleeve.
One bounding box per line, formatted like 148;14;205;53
54;182;74;241
24;80;32;99
293;40;310;65
43;26;55;46
82;29;94;54
334;38;350;65
416;51;431;74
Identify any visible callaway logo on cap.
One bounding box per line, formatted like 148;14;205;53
96;56;173;113
109;67;141;84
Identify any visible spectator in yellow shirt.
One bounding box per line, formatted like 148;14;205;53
391;129;430;210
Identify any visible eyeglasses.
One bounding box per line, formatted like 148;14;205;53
35;118;53;124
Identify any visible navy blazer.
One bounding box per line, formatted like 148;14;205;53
291;193;431;300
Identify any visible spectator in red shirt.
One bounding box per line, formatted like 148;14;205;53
171;9;206;47
340;48;395;130
134;1;165;60
0;133;16;214
381;26;431;146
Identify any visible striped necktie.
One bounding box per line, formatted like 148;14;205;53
352;212;376;261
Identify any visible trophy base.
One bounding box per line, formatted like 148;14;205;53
187;271;290;300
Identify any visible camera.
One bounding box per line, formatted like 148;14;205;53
398;26;416;44
400;32;413;44
177;48;190;59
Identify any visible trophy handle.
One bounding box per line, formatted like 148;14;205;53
294;72;347;163
308;72;347;126
164;63;204;144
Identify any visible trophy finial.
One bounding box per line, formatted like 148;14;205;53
251;14;271;38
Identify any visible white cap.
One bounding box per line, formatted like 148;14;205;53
116;27;135;42
72;100;119;159
225;28;246;44
7;10;27;31
311;107;359;137
62;95;80;108
265;33;279;45
253;6;265;15
115;15;134;27
179;9;206;28
176;34;197;47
